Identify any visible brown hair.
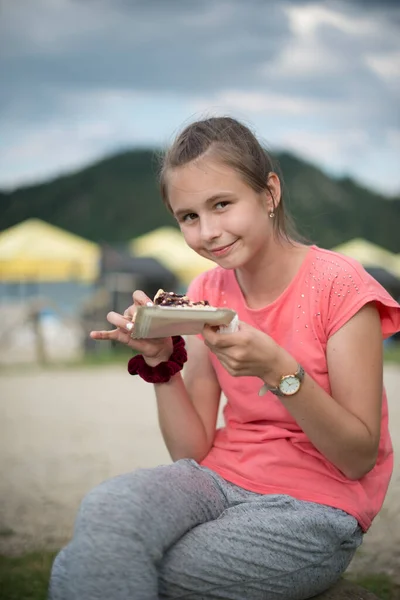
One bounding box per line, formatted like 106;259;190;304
159;116;301;242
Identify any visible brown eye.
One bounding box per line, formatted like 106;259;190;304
182;213;197;222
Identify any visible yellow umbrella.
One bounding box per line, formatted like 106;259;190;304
130;227;215;286
0;219;100;282
333;238;400;279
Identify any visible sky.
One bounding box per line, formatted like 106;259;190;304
1;0;399;196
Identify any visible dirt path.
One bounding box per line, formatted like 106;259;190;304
0;364;399;580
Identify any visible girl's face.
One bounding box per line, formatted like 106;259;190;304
167;157;280;270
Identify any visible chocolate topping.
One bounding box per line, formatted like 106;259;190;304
153;289;210;307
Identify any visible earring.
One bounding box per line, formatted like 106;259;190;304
269;211;275;218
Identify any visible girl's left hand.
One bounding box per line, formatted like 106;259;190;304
203;321;282;380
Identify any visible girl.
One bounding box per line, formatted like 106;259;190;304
49;117;400;600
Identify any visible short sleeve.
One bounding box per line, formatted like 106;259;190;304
323;258;400;339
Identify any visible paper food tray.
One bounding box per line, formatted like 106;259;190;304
131;306;237;339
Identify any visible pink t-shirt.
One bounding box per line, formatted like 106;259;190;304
187;245;400;531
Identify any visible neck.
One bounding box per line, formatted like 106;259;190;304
234;237;309;309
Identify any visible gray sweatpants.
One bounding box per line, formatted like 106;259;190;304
48;459;363;600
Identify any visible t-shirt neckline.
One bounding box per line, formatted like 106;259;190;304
230;244;317;313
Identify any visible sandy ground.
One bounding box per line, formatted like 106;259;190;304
0;364;399;581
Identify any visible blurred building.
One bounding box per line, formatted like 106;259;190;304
81;244;179;354
99;243;178;310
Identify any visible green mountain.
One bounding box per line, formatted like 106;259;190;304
1;149;399;252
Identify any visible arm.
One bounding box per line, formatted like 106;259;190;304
203;302;383;481
90;291;221;463
269;302;383;480
154;335;221;462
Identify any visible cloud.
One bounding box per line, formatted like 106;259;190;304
0;1;288;105
0;0;399;194
1;0;398;118
366;51;400;86
0;88;194;188
277;128;371;177
193;91;320;116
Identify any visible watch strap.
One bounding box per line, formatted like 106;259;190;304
258;364;304;397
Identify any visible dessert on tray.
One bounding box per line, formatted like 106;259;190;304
130;289;236;339
153;289;210;307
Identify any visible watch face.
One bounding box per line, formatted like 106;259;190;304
279;375;300;396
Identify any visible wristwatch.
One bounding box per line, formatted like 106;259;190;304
258;364;305;397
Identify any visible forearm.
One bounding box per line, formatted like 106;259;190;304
266;352;379;480
154;373;211;462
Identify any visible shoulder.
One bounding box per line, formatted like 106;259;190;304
311;245;397;299
310;246;400;339
310;246;370;281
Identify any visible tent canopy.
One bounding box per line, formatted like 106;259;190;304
333;238;400;279
129;226;215;287
0;219;100;282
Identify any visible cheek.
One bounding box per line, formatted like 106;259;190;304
180;226;198;250
228;210;263;233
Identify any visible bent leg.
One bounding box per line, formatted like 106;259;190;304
48;459;226;600
159;492;363;600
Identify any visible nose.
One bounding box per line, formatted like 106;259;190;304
199;215;221;244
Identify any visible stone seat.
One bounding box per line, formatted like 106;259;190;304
312;579;379;600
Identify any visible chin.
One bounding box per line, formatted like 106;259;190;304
214;253;245;270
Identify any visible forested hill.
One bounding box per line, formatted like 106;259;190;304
1;149;399;252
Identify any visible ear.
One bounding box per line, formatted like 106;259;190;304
264;172;281;213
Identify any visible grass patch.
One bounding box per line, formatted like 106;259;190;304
0;552;57;600
0;528;15;538
1;551;400;600
347;573;400;600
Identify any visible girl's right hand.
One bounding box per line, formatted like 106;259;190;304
89;290;173;366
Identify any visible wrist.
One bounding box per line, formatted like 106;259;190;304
128;336;187;383
144;353;171;368
261;346;298;388
143;340;174;367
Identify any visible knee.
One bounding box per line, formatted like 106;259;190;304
74;470;158;534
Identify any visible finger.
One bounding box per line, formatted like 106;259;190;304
107;311;136;332
213;352;246;377
90;328;162;355
123;303;145;326
90;328;121;341
97;324;138;346
123;305;136;320
133;290;154;307
203;326;238;348
214;354;236;376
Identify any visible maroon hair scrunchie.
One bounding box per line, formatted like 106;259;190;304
127;336;187;383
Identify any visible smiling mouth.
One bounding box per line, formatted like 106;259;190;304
208;240;237;255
